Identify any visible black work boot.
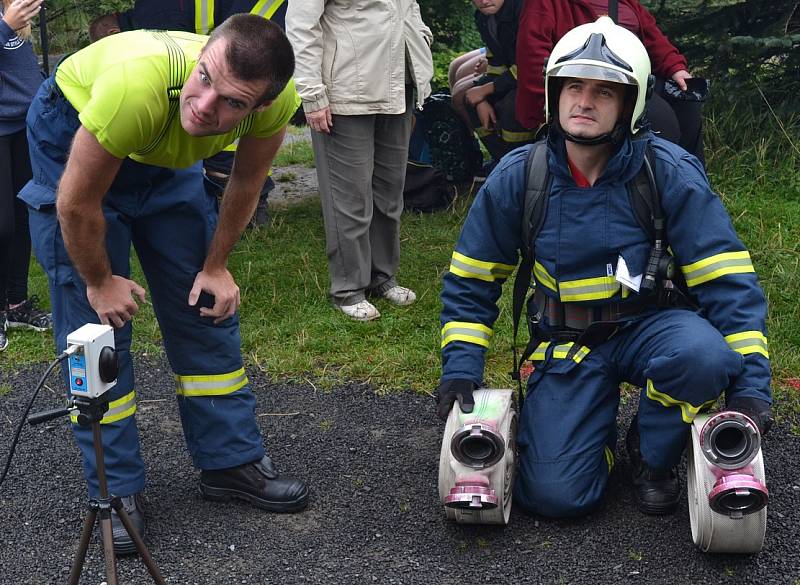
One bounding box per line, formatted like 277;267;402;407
106;493;146;555
199;456;309;513
626;417;680;515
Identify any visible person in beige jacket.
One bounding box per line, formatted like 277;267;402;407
286;0;434;321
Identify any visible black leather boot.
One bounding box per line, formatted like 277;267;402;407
626;416;680;515
199;456;309;513
105;493;145;555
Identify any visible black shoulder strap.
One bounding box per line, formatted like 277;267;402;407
511;141;550;397
626;144;660;243
136;31;188;156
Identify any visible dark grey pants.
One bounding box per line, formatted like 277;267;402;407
311;87;413;306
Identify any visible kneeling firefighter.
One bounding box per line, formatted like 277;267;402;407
435;16;773;519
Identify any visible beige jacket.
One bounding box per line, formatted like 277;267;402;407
286;0;434;115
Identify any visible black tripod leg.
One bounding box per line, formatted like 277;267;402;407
98;505;119;585
68;507;97;585
113;502;167;585
92;422;119;585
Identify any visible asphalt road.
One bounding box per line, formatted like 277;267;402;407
1;357;798;584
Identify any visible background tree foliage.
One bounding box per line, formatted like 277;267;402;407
643;0;799;110
32;0;797;111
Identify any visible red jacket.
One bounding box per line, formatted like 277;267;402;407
515;0;688;129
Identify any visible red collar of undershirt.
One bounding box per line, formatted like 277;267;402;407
567;157;591;187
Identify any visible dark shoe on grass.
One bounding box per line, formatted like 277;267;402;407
6;296;52;331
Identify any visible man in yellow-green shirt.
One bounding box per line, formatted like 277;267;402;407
19;14;308;556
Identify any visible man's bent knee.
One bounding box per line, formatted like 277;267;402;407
514;455;608;518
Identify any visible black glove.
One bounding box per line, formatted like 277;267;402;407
434;379;477;421
726;396;774;436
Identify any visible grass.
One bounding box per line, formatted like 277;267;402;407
2;111;799;419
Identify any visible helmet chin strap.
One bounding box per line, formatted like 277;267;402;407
557;120;627;147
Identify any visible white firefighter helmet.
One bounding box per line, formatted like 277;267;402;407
544;16;653;136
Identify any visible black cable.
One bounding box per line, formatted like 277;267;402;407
38;2;49;76
0;351;69;487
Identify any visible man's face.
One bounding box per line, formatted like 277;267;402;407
471;0;505;16
558;77;627;140
180;38;271;137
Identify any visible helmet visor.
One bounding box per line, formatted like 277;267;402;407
550;63;637;85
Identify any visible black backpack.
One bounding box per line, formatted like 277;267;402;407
403;161;455;213
510;140;684;399
416;93;484;183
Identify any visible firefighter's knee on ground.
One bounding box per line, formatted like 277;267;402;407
514;451;607;518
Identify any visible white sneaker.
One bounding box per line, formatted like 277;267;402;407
338;300;381;321
380;286;417;306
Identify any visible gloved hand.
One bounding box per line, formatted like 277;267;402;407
434;379;476;421
726;396;774;436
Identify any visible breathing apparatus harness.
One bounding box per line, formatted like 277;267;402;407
509;138;696;400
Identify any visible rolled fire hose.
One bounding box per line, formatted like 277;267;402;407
438;388;517;525
687;412;768;553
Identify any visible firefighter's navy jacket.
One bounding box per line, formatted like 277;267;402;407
440;132;771;406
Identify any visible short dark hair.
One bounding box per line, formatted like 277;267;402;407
206;14;295;105
88;13;121;43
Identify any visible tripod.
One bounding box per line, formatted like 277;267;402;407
30;395;165;585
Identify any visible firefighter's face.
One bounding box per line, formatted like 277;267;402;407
558;77;626;140
471;0;505;15
180;38;271;137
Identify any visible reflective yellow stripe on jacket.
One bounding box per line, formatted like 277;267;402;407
725;331;769;358
533;261;557;292
196;0;285;35
559;274;620;302
71;391;136;425
645;380;717;424
251;0;286;19
681;251;754;287
176;368;248;397
195;0;215;34
441;321;493;349
501;128;536;144
449;251;515;282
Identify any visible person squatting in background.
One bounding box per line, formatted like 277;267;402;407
516;0;706;165
436;17;771;518
0;0;52;353
88;0;289;228
286;0;434;322
458;0;538;162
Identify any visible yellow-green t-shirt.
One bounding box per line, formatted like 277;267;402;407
55;30;299;169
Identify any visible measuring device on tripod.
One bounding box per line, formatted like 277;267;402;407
66;324;119;399
0;323;167;584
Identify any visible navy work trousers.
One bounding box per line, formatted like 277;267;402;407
514;309;743;517
19;77;265;497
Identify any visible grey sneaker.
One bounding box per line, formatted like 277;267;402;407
0;312;8;352
6;296;52;331
107;493;146;555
